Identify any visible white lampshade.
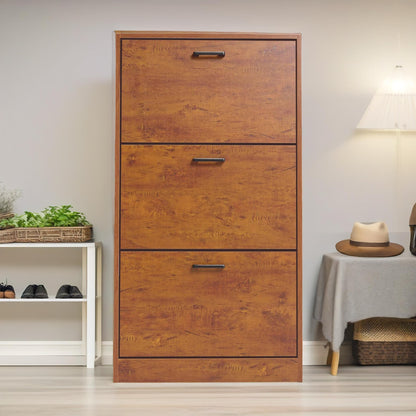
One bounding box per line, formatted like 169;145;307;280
357;65;416;130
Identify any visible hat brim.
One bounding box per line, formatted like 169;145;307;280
335;240;404;257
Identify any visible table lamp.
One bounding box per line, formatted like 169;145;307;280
357;65;416;131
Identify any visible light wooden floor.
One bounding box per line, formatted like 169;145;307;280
1;365;416;415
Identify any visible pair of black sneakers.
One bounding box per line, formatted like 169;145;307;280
21;284;48;298
21;284;83;299
56;285;83;299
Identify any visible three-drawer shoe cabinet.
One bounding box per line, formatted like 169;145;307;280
114;31;302;382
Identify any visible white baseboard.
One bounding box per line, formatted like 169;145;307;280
0;341;352;366
101;341;113;365
0;341;86;366
302;341;353;365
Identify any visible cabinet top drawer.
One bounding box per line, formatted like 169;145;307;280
118;38;298;144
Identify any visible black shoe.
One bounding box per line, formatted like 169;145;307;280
69;285;83;298
21;284;37;298
56;284;71;298
34;284;48;299
4;285;15;299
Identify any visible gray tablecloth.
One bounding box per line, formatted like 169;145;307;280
314;251;416;352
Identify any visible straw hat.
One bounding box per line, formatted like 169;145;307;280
336;222;404;257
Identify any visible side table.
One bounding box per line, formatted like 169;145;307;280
314;251;416;375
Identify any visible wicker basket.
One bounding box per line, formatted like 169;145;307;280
0;227;17;243
353;317;416;365
0;225;93;243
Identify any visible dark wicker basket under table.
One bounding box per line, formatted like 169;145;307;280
353;317;416;365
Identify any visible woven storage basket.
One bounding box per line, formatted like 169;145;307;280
0;226;93;243
353;317;416;365
0;213;14;220
0;227;17;243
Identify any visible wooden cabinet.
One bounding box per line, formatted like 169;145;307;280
114;32;302;382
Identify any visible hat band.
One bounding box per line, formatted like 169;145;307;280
350;240;389;247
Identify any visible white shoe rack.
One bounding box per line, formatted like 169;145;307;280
0;242;102;368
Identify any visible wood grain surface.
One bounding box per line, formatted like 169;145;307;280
119;251;297;358
117;357;301;382
116;31;302;39
120;39;296;143
120;145;296;249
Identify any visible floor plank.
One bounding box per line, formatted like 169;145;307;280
0;366;415;415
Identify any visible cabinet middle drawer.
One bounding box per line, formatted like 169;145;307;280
120;145;296;250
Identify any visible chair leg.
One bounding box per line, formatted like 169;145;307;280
330;351;340;376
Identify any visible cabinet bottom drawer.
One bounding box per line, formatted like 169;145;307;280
114;357;302;382
119;251;297;358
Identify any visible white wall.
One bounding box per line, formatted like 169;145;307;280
1;0;416;343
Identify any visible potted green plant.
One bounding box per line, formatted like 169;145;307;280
0;205;93;243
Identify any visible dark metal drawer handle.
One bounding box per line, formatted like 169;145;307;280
192;264;225;269
192;51;225;57
192;158;225;163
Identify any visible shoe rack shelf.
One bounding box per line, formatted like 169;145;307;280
1;298;87;302
0;241;102;368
